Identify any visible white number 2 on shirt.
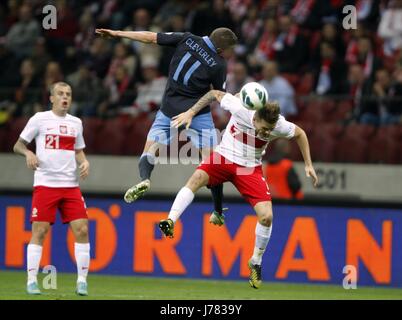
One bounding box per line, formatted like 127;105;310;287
45;135;60;149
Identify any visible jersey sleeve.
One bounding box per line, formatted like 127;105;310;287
270;115;296;139
220;93;244;114
156;32;186;47
20;114;40;143
75;121;86;150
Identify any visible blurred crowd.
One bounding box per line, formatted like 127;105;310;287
0;0;402;128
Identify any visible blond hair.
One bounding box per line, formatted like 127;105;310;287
49;82;71;96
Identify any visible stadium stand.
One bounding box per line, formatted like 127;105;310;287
0;0;401;163
93;117;131;155
3;117;29;152
368;125;402;164
81;117;103;154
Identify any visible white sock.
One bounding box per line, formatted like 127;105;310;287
251;222;272;265
27;244;42;285
168;187;195;223
75;243;90;283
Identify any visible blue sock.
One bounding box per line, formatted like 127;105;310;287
210;184;223;214
139;153;155;181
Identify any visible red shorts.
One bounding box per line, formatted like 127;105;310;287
198;152;271;207
31;186;88;224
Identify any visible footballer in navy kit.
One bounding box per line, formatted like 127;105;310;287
96;27;237;222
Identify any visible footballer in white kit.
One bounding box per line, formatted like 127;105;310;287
21;110;86;190
14;82;91;296
158;88;319;289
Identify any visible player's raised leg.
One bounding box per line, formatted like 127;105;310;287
249;201;273;289
191;113;226;226
201;147;226;226
27;221;50;295
70;218;90;296
159;169;209;238
125;110;172;203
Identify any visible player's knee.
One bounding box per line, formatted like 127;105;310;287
186;170;208;192
76;224;89;239
258;211;273;227
72;222;89;241
32;226;50;241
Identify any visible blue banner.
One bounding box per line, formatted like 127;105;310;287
1;195;401;287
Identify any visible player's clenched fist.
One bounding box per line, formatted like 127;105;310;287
25;151;39;170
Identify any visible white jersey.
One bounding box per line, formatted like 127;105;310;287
20;111;85;187
215;93;296;167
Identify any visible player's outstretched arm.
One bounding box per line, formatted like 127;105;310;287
293;126;319;188
13;138;39;170
172;90;225;129
95;29;157;44
76;149;90;179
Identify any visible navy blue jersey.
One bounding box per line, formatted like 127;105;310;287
156;32;227;117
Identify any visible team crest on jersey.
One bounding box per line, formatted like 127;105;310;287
59;125;67;134
32;207;38;218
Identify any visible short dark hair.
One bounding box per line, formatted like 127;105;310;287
257;101;280;125
209;27;237;51
50;82;71;96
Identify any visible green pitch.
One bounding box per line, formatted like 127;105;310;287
0;271;401;300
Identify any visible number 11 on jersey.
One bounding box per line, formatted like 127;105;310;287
173;52;201;86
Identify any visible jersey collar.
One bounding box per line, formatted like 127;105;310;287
202;36;217;53
51;110;67;119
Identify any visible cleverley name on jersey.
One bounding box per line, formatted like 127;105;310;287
185;38;217;67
